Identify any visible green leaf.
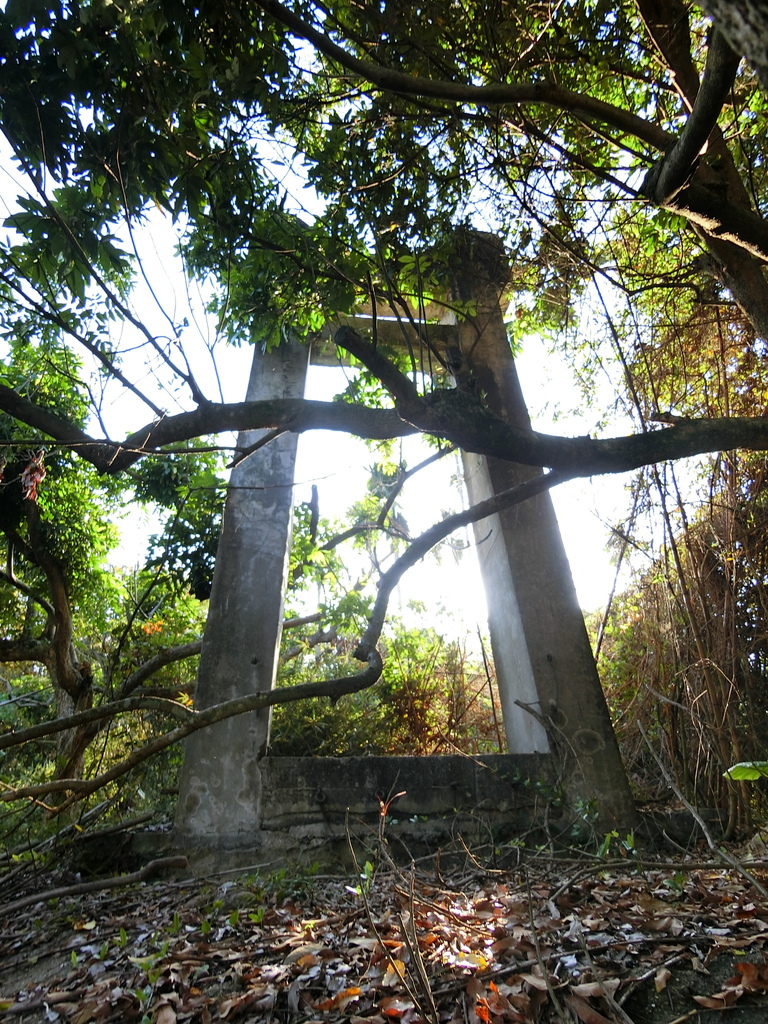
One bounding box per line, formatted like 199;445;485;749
723;762;768;781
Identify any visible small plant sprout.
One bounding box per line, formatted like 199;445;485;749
347;860;376;897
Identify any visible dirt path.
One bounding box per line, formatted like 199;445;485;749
2;855;768;1023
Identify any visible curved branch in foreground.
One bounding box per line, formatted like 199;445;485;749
0;649;382;758
0;695;195;751
0;648;383;812
7;340;768;477
335;328;768;473
255;0;672;151
415;391;768;473
0;386;415;472
360;470;567;649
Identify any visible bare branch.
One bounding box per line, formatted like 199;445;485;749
0;568;54;618
228;428;286;468
281;627;338;663
0;383;109;461
360;470;568;650
0;634;51;664
335;328;768;473
283;612;323;629
119;640;203;697
255;0;673;151
317;445;455;552
0;695;194;752
7;329;768;479
0;646;383;811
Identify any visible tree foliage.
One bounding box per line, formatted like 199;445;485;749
0;2;765;473
3;0;768;827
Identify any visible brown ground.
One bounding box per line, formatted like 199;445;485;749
2;850;768;1024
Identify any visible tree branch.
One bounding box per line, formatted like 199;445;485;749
0;695;194;752
0;646;383;811
283;612;323;629
281;627;338;663
23;501;81;700
119;640;203;697
0;269;165;419
0;383;107;460
7;333;768;478
638;31;768;263
641;30;741;204
359;470;568;650
0;391;416;472
334;324;421;404
254;0;673;151
334;328;768;473
0;857;189;916
664;177;768;263
636;0;701;103
0;635;51;664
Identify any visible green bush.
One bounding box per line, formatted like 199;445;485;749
270;623;504;756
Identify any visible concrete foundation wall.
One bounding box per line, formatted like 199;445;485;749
170;753;556;871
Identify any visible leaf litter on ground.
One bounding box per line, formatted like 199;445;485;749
1;855;768;1024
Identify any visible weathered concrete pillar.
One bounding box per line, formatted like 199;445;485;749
461;451;550;753
450;233;636;828
174;336;309;847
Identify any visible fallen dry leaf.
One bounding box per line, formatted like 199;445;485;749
564;993;614;1024
735;961;768;991
3;857;768;1024
692;988;741;1009
569;979;620;999
654;966;672;992
155;1003;177;1024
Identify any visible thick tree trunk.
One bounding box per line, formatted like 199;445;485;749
701;0;768;90
52;670;95;782
638;0;768;340
18;501;95;787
